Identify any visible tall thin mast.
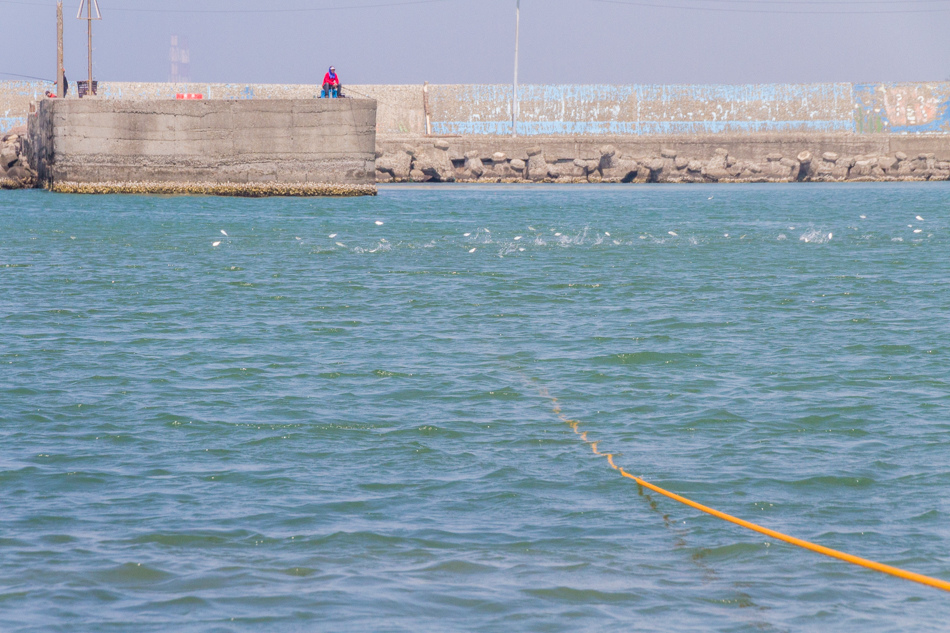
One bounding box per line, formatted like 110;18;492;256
86;0;92;90
57;2;64;97
76;0;101;96
512;0;520;137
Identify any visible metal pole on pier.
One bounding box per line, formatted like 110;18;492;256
86;0;91;90
512;0;520;137
57;2;64;98
76;0;101;97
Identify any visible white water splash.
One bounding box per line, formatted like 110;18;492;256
355;241;392;254
799;229;832;244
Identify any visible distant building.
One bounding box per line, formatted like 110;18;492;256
169;35;190;83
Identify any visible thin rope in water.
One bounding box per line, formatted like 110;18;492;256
539;387;950;593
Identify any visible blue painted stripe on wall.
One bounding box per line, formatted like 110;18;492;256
428;83;856;135
0;117;27;131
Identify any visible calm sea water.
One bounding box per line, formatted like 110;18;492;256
1;184;949;632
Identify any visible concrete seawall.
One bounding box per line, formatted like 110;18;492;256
5;80;949;188
26;98;377;196
5;81;950;137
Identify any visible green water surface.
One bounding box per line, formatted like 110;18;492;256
1;184;948;632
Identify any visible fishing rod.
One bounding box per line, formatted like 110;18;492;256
0;72;54;82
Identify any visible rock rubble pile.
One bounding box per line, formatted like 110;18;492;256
376;143;950;184
0;126;36;189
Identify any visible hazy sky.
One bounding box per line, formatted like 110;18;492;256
3;0;949;86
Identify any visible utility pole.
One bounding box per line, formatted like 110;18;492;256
76;0;101;97
512;0;520;137
57;2;64;97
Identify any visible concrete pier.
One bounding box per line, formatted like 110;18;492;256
5;80;950;187
26;98;377;196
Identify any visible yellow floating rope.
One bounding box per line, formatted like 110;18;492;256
540;387;950;593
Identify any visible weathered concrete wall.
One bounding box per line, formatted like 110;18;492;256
427;83;856;135
27;98;377;196
0;80;46;132
93;83;425;137
7;80;950;189
4;81;950;138
854;83;950;134
2;81;423;136
379;133;898;163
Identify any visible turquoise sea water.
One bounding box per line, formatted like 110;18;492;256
1;184;949;632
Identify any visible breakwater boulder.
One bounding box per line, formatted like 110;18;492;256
375;139;950;184
0;125;37;189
